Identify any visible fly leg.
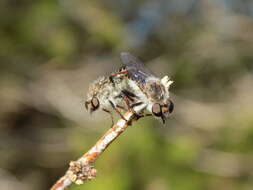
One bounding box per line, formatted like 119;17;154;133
121;89;142;112
136;113;152;120
116;105;127;111
129;102;145;121
109;100;127;122
116;103;134;125
121;89;138;102
114;89;137;104
102;108;115;127
121;89;147;122
109;75;115;87
109;67;129;87
122;96;133;111
114;89;137;111
130;102;153;120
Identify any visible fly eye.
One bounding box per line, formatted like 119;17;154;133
168;100;174;113
91;97;99;110
152;103;162;116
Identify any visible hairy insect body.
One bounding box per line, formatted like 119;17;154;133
119;52;174;123
85;76;125;113
125;74;173;117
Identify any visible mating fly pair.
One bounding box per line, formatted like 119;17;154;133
85;52;174;124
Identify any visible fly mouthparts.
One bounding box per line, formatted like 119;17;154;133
161;76;173;89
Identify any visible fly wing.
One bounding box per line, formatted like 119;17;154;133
120;52;154;84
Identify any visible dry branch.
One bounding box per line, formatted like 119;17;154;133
50;111;135;190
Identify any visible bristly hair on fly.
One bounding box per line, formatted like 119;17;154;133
84;69;144;125
118;52;174;124
84;52;174;125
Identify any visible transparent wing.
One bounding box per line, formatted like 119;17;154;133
120;52;154;84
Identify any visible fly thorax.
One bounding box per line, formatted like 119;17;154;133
145;81;165;103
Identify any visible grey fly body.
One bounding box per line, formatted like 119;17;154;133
115;52;174;123
85;69;140;124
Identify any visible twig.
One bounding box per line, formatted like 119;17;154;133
50;111;135;190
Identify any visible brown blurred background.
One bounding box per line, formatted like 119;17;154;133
1;0;253;189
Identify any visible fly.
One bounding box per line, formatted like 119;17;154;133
116;52;174;123
84;69;142;125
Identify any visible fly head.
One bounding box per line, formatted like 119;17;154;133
85;97;100;113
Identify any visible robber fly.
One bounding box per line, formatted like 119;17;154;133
116;52;174;123
84;70;135;124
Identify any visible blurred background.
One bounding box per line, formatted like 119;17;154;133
1;0;253;189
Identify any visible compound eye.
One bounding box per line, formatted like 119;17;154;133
152;103;162;117
168;100;174;113
91;97;100;111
